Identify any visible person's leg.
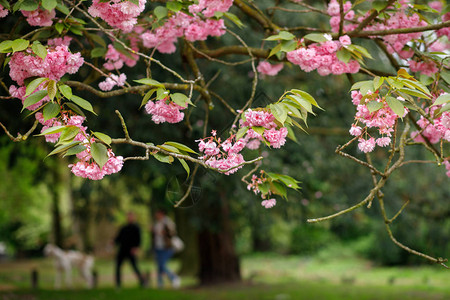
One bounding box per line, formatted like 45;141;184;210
115;251;125;288
128;253;144;286
157;249;177;283
155;249;165;288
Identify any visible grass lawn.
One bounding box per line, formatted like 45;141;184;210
0;253;449;300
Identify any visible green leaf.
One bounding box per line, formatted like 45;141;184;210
440;70;450;85
64;145;87;157
268;43;282;58
432;93;450;106
22;90;48;110
336;49;351;63
235;126;248;140
165;141;197;154
303;33;327;43
25;77;47;96
12;39;29;53
0;0;10;9
43;102;60;121
280;40;297;53
31;41;47;60
87;33;106;47
65;102;85;117
349;44;373;59
223;12;244;28
398;87;431;99
71;95;97;115
398;78;431;96
373;76;384;90
366;100;383;113
47;141;80;157
286;94;313;114
167;1;182;12
291;89;321;109
252;126;265;136
18;0;39;11
270;181;287;199
58;126;80;144
134;78;165;87
258;182;270;195
154;6;168;19
58;84;72;100
386;96;405;117
270;103;288;124
177;158;190;178
93;132;112;145
41;0;57;11
47;80;57;100
69;25;83;36
55;23;65;34
90;142;109;168
373;1;388;12
0;40;13;53
351;80;374;91
170;93;190;108
91;47;107;58
159;144;181;154
267;173;301;190
265;31;295;41
282;102;303;120
154;152;174;164
38;125;66;136
140;89;157;108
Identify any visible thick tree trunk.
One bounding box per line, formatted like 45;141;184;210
197;192;240;285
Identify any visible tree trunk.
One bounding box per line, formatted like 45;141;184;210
197;192;240;285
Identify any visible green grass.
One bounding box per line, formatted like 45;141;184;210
0;253;449;300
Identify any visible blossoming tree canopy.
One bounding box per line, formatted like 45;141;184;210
0;0;449;265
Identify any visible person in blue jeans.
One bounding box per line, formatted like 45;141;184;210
152;209;180;288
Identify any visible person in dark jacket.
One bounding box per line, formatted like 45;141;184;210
114;211;144;288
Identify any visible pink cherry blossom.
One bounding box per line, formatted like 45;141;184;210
99;73;127;91
21;8;55;26
358;137;376;153
261;198;276;208
0;4;8;18
263;127;288;149
144;99;186;124
257;61;284;76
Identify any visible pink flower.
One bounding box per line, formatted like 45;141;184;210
21;8;55;26
261;198;276;208
88;0;146;32
98;73;127;91
0;4;9;18
263;127;288;148
429;1;443;12
349;125;362;136
145;99;186;124
376;137;391;147
244;109;276;128
358;137;376;153
257;61;284;76
327;0;340;16
339;35;351;47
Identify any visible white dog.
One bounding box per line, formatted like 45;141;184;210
43;244;94;289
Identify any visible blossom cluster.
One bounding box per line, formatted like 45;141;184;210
246;172;277;208
141;12;226;54
349;91;407;153
70;146;124;180
197;132;246;175
21;8;55;27
103;44;139;71
189;0;233;18
411;95;450;144
8;44;84;111
88;0;147;33
409;60;439;77
257;61;284;76
145;98;186;124
287;35;360;76
327;0;356;33
99;73;127;91
0;4;8;18
242;109;288;149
